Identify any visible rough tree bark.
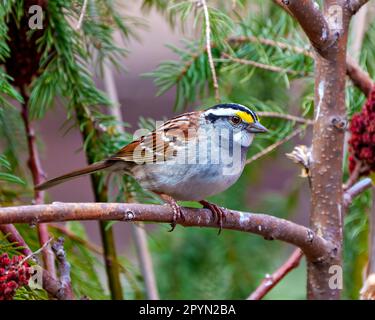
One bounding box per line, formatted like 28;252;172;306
275;0;370;299
308;1;349;300
0;202;333;262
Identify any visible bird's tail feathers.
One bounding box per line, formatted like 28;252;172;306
35;160;114;191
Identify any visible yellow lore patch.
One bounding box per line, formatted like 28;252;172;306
236;111;254;123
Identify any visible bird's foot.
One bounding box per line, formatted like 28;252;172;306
199;200;226;235
159;194;184;232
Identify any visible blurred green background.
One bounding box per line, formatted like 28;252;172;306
0;0;374;300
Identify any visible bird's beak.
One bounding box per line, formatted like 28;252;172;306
247;122;268;133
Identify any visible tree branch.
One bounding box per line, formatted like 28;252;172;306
131;224;159;300
49;222;146;297
19;87;56;278
0;202;333;262
201;0;220;102
229;35;374;96
248;248;303;300
75;0;88;30
228;35;314;59
286;146;372;207
0;224;32;256
228;35;313;57
49;223;102;255
42;268;72;300
221;53;307;76
51;238;74;300
346;56;373;96
348;0;370;15
273;0;332;51
246;126;305;165
0;223;72;300
257;112;313;125
343;178;373;208
349;2;368;62
273;0;356;299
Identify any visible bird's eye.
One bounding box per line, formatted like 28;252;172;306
230;116;242;126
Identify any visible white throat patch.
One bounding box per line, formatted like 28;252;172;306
234;131;254;147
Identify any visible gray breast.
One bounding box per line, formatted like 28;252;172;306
130;141;248;201
132;162;244;201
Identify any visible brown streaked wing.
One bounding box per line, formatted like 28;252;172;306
109;111;202;164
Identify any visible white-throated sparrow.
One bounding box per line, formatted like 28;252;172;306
36;103;268;232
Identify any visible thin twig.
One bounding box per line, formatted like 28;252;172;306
19;87;56;278
48;223;145;296
228;35;313;57
349;3;369;62
201;0;220;102
248;248;303;300
0;224;70;299
229;35;374;96
257;111;313;125
76;0;88;30
222;53;307;76
343;160;370;191
343;178;373;209
271;0;334;52
349;0;371;15
49;223;102;255
246;126;305;165
344;160;363;191
131;225;159;300
346;56;374;96
0;224;32;256
51;237;74;299
19;237;53;266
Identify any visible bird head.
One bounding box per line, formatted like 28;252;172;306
203;103;268;148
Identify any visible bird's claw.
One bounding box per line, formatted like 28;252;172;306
168;201;184;232
199;200;226;235
158;193;184;232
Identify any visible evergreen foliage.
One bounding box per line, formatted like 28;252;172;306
0;0;373;299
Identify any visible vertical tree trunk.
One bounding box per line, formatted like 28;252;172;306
308;1;350;299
